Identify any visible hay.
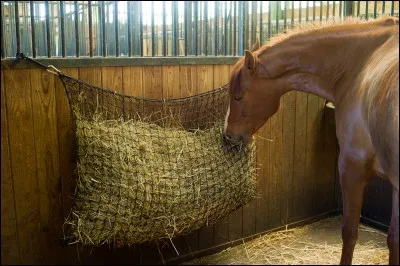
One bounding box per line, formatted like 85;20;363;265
185;216;389;265
64;108;257;247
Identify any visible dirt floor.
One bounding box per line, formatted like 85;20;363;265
182;216;388;265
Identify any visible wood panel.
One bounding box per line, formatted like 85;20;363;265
4;69;42;264
30;69;65;264
281;91;296;224
1;70;20;265
291;91;308;223
1;65;343;265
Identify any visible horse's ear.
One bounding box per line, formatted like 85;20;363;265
250;37;260;52
244;50;257;71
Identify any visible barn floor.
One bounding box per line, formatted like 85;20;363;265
182;216;388;265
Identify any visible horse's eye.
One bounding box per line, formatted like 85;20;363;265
234;96;243;101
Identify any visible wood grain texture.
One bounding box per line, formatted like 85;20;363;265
281;91;296;225
1;70;21;265
30;69;65;264
4;69;42;264
255;119;271;234
56;68;79;220
305;94;320;218
291;91;308;223
1;65;344;264
268;100;283;229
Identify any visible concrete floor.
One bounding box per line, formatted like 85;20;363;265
183;216;388;265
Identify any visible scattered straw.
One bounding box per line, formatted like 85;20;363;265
184;216;389;265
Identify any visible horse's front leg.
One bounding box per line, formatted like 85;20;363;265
388;188;399;265
338;155;369;265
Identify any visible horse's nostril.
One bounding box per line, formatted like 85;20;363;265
224;133;233;141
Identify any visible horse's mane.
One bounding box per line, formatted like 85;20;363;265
230;16;399;89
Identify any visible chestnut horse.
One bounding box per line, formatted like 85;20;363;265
224;17;399;265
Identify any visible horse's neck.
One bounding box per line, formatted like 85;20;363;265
282;26;396;103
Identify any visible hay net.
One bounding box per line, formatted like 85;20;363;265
59;72;257;247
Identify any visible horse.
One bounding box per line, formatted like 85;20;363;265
224;16;399;265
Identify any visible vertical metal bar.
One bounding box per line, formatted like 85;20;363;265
174;1;179;56
30;0;36;57
115;1;119;57
102;1;106;56
203;1;208;56
344;1;354;17
251;1;257;46
45;0;51;57
326;1;329;20
391;1;394;16
373;1;377;18
15;1;21;54
214;1;219;55
238;1;243;54
313;1;316;20
283;1;287;31
339;1;342;17
184;1;188;56
267;1;271;39
162;1;167;56
224;1;227;56
382;1;386;15
275;1;279;34
139;1;143;56
0;2;4;58
365;1;368;20
291;1;294;28
306;1;309;21
151;1;155;56
194;1;198;56
74;1;79;57
89;1;93;57
357;1;360;17
320;1;323;21
333;0;336;16
233;0;236;55
260;1;263;43
299;1;302;22
127;1;131;56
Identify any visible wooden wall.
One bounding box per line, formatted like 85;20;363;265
1;64;339;265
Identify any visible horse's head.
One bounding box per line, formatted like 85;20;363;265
224;41;288;144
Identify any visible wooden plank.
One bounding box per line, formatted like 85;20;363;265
179;65;198;97
315;98;336;215
122;67;144;97
227;64;243;242
212;65;230;246
268;99;283;229
142;66;163;122
281;91;296;225
101;67;124;119
305;94;321;218
290;91;308;223
197;65;215;250
54;68;81;264
1;70;21;265
255;119;271;234
55;68;79;221
4;69;41;264
30;69;65;264
162;66;181;98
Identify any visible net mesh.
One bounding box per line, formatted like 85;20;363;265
59;73;257;247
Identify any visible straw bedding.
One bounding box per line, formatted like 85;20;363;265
63;110;257;247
